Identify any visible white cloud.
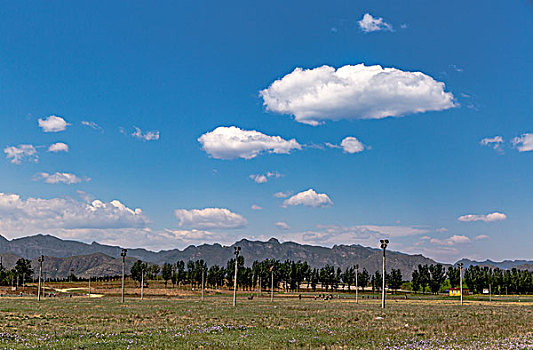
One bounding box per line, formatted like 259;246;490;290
274;191;292;198
0;193;148;236
81;121;103;132
260;64;455;125
358;13;393;33
249;171;282;183
275;221;290;230
164;229;215;241
512;133;533;152
282;189;333;208
131;127;160;141
4;145;38;164
475;234;489;240
436;227;448;232
249;174;267;183
174;208;247;229
341;137;365;153
33;172;88;184
458;212;507;222
38;115;69;132
326;136;366;153
430;235;471;246
48;142;69;153
480;136;503;152
250;204;263;210
274;224;428;247
198;126;301;159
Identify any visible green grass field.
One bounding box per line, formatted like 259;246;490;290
1;291;532;349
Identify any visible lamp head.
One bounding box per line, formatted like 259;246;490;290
380;239;389;249
234;246;241;256
121;249;127;257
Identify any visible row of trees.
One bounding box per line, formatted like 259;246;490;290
411;264;533;295
130;258;405;292
0;258;33;286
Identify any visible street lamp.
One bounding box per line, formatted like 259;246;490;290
37;255;44;301
233;246;240;307
355;264;359;304
459;263;463;305
270;266;274;302
380;239;389;309
121;249;127;303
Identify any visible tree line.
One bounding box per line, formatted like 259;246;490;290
130;258;405;293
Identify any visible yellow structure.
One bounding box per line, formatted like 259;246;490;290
449;288;461;296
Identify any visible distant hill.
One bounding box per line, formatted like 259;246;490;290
0;234;438;278
455;258;533;271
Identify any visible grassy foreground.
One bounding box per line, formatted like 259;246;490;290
0;295;532;349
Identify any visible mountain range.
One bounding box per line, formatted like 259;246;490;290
0;234;530;279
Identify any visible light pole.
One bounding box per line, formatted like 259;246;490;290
121;249;127;303
380;239;389;309
201;265;205;301
355;264;359;304
141;268;144;300
459;263;463;305
233;246;240;307
37;255;44;301
88;274;91;298
270;266;274;302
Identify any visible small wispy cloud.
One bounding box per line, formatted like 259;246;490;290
132;127;160;141
4;145;38;164
458;212;506;222
82;121;104;132
33;172;89;184
480;136;503;153
249;171;282;184
358;13;393;33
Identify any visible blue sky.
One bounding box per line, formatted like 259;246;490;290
1;1;532;262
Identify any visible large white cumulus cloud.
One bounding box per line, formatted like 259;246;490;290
0;193;148;234
260;64;455;125
174;208;247;229
198;126;301;159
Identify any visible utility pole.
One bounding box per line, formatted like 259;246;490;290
37;256;44;301
380;239;389;309
270;266;274;302
88;275;91;298
459;263;463;305
141;269;144;300
258;274;261;298
233;246;240;307
355;264;359;304
201;266;205;301
121;249;127;303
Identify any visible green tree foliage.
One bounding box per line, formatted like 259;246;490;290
429;264;446;294
388;269;403;291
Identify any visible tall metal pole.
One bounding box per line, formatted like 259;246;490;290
459;263;463;305
380;240;389;309
233;246;240;307
201;267;205;301
355;264;359;304
270;267;274;302
37;256;43;301
141;269;144;300
121;249;127;303
88;275;91;298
